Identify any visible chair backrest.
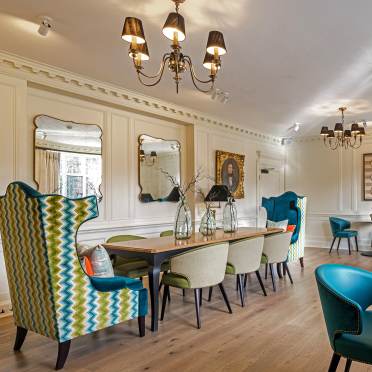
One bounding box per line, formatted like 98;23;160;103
160;230;173;237
170;242;229;288
228;237;264;274
262;232;292;263
315;264;368;349
107;234;145;243
0;182;98;341
329;217;350;237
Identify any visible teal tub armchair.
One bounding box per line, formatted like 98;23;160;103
0;182;148;369
315;264;372;371
329;217;359;254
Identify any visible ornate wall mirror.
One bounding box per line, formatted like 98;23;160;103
34;115;103;201
138;134;181;203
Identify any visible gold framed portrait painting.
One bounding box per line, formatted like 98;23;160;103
216;150;245;199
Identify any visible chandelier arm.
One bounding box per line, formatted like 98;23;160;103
327;138;339;151
184;56;215;84
134;53;171;79
136;56;171;87
183;58;215;93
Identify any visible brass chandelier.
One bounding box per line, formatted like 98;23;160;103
320;107;366;150
121;0;227;93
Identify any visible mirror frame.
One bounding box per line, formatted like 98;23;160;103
33;114;103;202
137;134;181;202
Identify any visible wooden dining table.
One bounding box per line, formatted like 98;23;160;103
103;227;283;332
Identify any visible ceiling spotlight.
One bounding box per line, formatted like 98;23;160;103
38;16;53;36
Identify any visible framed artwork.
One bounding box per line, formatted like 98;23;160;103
216;150;245;199
363;153;372;200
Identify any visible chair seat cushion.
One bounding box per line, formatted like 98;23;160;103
115;261;170;278
162;272;190;289
261;254;268;264
226;262;235;275
90;275;143;292
335;310;372;363
336;230;358;238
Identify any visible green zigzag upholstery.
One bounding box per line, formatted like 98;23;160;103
0;182;147;358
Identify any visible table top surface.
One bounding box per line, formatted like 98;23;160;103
103;227;283;254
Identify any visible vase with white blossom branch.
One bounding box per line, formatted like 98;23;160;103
161;169;202;240
197;187;217;236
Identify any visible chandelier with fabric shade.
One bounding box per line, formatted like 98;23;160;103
121;0;227;94
320;107;366;150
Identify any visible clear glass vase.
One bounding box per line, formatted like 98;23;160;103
223;197;238;232
174;197;192;240
199;207;216;236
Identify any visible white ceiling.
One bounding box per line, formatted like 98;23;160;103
1;0;372;136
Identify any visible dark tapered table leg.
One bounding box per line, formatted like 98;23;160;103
148;262;161;332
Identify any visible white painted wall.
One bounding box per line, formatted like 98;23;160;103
0;58;283;305
285;136;372;251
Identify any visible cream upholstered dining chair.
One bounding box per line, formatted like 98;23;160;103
160;242;232;329
262;232;293;292
208;236;266;307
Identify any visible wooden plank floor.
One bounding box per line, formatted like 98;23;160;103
1;247;372;372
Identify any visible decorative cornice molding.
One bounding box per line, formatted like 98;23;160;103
0;51;282;145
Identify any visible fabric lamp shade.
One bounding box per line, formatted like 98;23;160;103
344;129;351;138
129;42;150;61
165;187;180;202
206;31;227;56
328;130;335;138
122;17;146;44
359;127;366;136
162;12;186;42
334;123;343;133
205;185;229;202
320;126;329;136
203;52;220;70
351;123;360;135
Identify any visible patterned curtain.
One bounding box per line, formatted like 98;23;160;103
35;149;61;193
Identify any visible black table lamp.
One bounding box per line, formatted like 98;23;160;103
205;185;229;206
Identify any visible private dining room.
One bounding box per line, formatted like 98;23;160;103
1;1;372;372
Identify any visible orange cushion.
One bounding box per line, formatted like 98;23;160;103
287;225;296;232
84;256;94;276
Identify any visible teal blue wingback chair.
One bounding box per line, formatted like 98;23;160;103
329;217;358;255
315;264;372;371
0;182;147;370
262;191;307;267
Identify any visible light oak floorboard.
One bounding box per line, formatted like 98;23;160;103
1;247;372;371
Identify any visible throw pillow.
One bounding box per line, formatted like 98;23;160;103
267;219;288;231
90;245;114;278
287;224;296;232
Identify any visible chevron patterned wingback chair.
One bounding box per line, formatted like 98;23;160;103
0;182;147;370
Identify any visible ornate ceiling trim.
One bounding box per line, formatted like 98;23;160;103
0;50;282;145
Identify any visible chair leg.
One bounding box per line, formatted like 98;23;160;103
255;270;267;296
218;283;232;314
329;237;336;254
347;238;351;255
208;286;213;302
328;352;341;372
283;262;293;284
265;263;268;279
194;289;201;329
277;263;283;278
299;257;304;268
13;326;28;351
160;285;169;321
237;274;245;307
355;236;359;252
344;359;352;372
182;289;186;297
336;238;341;254
200;288;203;307
55;340;71;370
138;316;145;337
236;276;239;291
269;263;276;292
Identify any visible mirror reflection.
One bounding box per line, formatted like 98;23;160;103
138;134;181;203
34;115;102;201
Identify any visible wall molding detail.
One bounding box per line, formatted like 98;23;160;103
0;50;282;146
